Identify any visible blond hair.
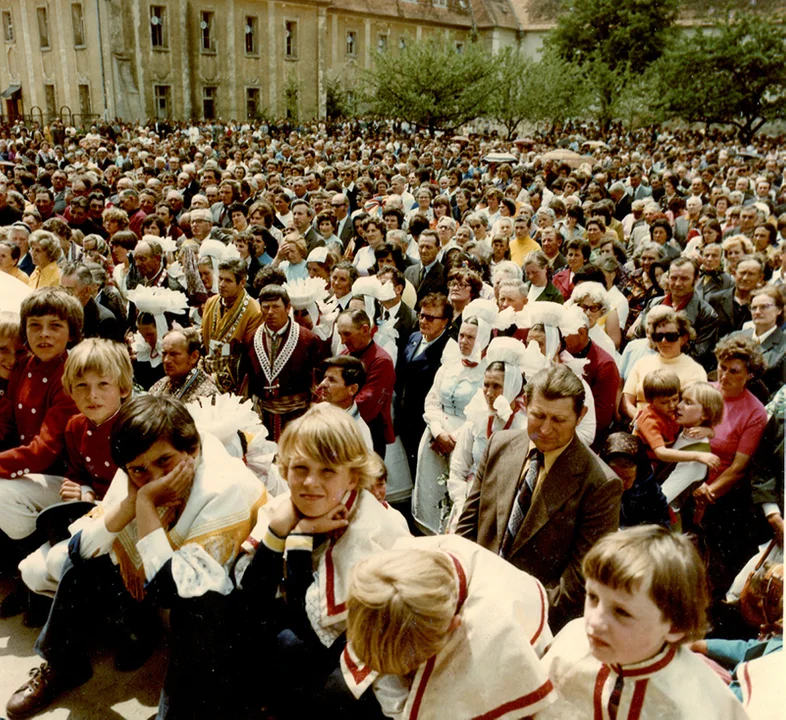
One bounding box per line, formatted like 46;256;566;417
62;338;134;398
642;369;681;403
583;525;708;643
0;312;21;342
347;548;458;675
277;404;375;491
681;381;724;428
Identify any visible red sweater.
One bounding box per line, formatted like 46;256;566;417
0;354;78;478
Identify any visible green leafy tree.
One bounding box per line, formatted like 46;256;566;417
654;13;786;142
489;48;590;138
365;36;495;132
547;0;679;128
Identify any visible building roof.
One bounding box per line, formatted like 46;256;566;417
328;0;475;28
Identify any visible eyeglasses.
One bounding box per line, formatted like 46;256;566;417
578;303;602;313
752;303;776;311
652;331;680;343
419;312;444;322
448;280;470;289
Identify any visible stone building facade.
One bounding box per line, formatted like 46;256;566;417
0;0;740;124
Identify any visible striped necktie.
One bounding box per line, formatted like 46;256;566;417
500;449;542;557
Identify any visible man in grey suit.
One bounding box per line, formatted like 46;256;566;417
331;193;354;247
457;365;622;631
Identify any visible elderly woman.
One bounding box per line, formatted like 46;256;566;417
569;281;619;359
446;267;483;340
412;299;496;534
524;250;564;305
352;216;386;276
739;285;786;398
0;240;31;285
28;230;63;289
622;307;707;419
691;335;768;604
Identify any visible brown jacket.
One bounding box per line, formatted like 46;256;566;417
456;430;622;631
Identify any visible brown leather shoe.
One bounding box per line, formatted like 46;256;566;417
6;662;91;719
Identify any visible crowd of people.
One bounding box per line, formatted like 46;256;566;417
0;116;782;719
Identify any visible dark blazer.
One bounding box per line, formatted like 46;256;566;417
83;298;121;342
533;282;565;305
547;252;568;273
337;216;354;246
396;329;451;470
97;286;127;326
303;226;325;254
738;326;786;397
391;303;418;360
695;271;734;301
18;254;34;276
404;261;448;304
456;431;622;631
707;287;750;341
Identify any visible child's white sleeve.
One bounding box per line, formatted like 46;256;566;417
372;674;410;720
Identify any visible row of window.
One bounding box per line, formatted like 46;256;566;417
39;82;92;117
154;84;261;121
1;6;457;58
2;5;85;49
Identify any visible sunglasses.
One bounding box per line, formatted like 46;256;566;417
419;312;444;322
652;331;680;343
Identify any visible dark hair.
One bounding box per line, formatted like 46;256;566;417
376;266;405;291
525;364;585;416
447;267;483;300
374;242;406;272
650;218;673;241
20;287;84;346
331;260;359;284
111;395;201;470
218;257;248;283
111;230;139;251
381;207;404;228
565;237;591;261
258;284;291;306
322;355;366;389
408;213;430;238
254;265;287;292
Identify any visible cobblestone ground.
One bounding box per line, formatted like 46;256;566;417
0;578;167;720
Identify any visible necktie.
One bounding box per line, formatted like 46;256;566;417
418;266;426;286
500;450;542;558
383;310;390;321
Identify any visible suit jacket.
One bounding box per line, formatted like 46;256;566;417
336;215;354;246
18;254;34;276
404;261;448;304
303;226;325;254
396;329;450;441
738;326;786;396
456;431;622;631
83;298;121;342
547;252;568;273
695;270;734;301
707;287;750;341
391;303;418;360
636;292;719;369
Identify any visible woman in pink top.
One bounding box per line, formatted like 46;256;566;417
691;335;767;607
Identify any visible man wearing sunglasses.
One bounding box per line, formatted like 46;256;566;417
632;257;719;369
397;293;453;479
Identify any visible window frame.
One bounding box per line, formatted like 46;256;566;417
71;3;85;48
245;86;260;121
1;10;13;43
284;20;297;60
37;6;51;51
154;84;172;120
202;85;217;120
150;5;168;50
200;10;216;54
346;30;357;59
244;15;258;56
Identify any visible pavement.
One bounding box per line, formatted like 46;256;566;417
0;578;167;720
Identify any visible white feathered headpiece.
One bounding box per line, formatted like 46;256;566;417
351;276;396;320
185;394;265;457
198;239;241;293
127;286;188;343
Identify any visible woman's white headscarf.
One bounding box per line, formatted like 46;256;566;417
199;239;240;294
460;298;498;364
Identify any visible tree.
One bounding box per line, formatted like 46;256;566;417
547;0;679;129
654;13;786;142
489;48;590;138
365;36;495;133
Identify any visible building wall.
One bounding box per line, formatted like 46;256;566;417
1;0;737;125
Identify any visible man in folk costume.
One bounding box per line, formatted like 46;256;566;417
201;257;262;393
246;284;326;441
150;327;220;404
5;396;268;719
